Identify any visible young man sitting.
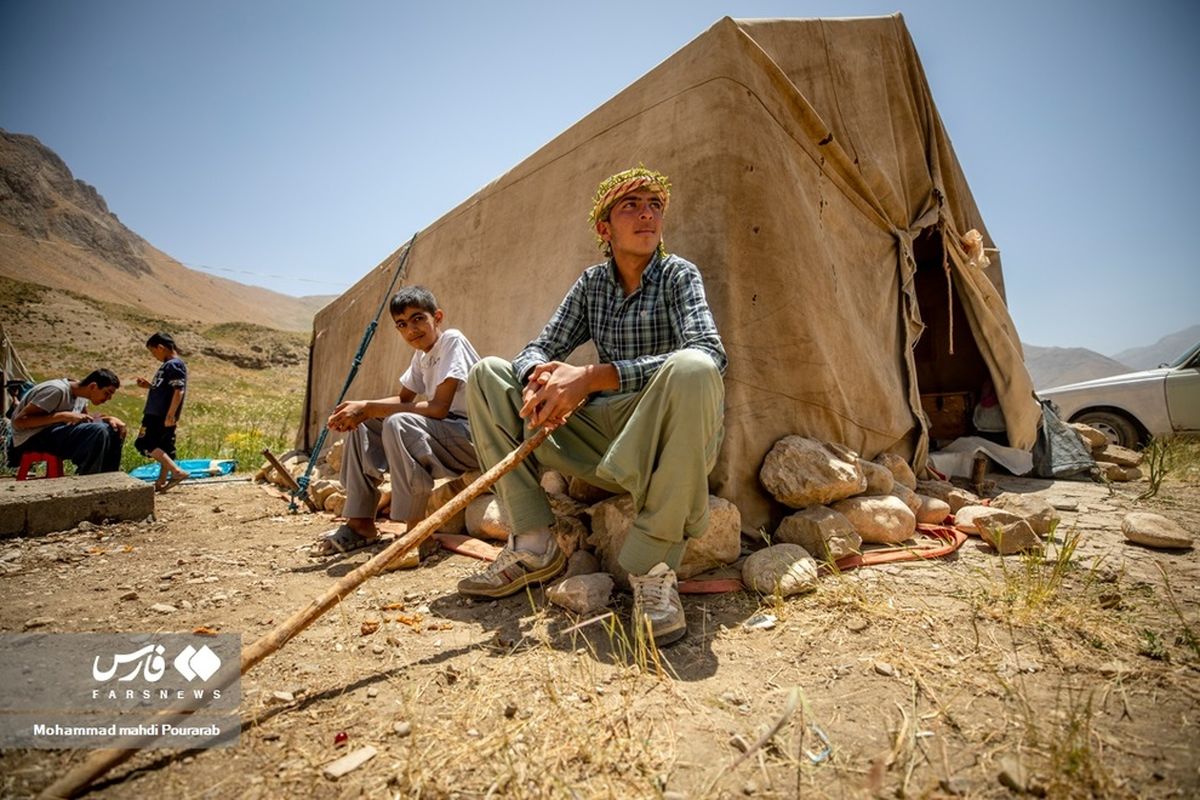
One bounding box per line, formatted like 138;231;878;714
312;286;481;559
8;369;127;475
458;166;727;646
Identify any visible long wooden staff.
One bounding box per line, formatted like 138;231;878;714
42;421;557;798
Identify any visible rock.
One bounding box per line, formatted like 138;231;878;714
1122;466;1144;480
915;479;955;502
465;495;511;541
953;506;1023;536
426;474;477;535
393;720;412;737
562;549;601;579
150;603;177;614
22;617;54;630
760;437;866;508
1094;461;1130;482
326;438;344;473
857;459;895;496
873;453;917;490
741;544;819;596
1121;512;1193;549
997;755;1028;794
588;494;740;586
1096;444;1142;467
322;745;377;780
568;476;616;505
551;513;587;558
889;483;922;514
324;492;347;516
831;495;915;544
119;591;139;601
540;470;569;496
979;519;1041;555
946;488;981;513
269;690;295;704
308;479;339;508
990;493;1060;536
1069;423;1108;450
547;573;614;614
774;507;861;561
914;495;951;525
873;661;896;677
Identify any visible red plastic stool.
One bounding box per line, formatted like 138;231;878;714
16;451;64;480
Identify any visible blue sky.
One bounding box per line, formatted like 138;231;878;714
2;0;1197;356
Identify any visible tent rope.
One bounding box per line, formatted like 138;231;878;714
289;233;418;513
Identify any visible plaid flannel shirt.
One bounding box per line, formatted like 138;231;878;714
512;253;727;394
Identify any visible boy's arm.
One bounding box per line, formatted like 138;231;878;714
164;388;185;427
12;403;90;431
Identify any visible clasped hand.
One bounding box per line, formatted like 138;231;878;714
520;362;589;431
327;400;368;432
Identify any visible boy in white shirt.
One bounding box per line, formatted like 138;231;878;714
312;286;480;556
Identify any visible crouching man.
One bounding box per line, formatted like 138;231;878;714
458;166;726;646
8;369;127;474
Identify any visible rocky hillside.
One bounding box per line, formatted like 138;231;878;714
0;129;332;332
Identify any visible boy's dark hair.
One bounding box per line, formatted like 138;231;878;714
389;286;439;316
80;369;120;390
146;331;177;351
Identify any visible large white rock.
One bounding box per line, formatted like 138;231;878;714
990;493;1060;536
954;506;1023;536
890;484;923;514
831;495;916;544
587;494;741;585
465;495;511;541
979;519;1042;555
774;507;861;561
858;459;896;496
326;438;345;473
742;544;819;597
874;453;917;490
547;573;614;614
1121;512;1194;549
760;437;867;508
309;479;339;508
915;495;952;525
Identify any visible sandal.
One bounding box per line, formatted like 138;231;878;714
157;471;190;493
310;525;377;557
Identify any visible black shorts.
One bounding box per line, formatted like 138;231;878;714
134;415;177;459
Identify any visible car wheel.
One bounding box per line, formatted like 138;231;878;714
1074;410;1139;449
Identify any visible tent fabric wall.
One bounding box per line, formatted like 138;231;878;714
302;15;1040;531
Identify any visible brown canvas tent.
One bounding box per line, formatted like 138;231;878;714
300;15;1040;531
1;322;33;422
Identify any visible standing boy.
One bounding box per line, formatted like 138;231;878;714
459;166;727;647
312;286;481;557
134;331;190;492
8;369;127;474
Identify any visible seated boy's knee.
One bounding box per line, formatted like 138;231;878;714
384;411;424;435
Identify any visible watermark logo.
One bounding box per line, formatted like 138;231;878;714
90;642;222;684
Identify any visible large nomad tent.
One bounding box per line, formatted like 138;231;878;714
301;15;1040;531
1;321;33;422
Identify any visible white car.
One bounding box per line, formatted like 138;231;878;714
1038;340;1200;448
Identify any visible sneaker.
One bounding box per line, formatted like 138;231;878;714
630;562;687;646
456;538;565;598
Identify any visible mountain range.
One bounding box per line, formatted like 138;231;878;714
0;129;332;332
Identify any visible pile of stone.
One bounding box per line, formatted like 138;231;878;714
1068;423;1144;481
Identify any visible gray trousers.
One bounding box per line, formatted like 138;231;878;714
467;350;725;574
339;412;478;521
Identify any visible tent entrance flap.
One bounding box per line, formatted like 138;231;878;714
911;227;999;446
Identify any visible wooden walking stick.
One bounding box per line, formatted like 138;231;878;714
41;420;560;799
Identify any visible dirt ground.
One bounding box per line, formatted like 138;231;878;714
1;472;1197;799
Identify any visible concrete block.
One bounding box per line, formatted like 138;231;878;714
0;473;154;537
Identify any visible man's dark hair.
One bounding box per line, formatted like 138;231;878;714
389;285;439;316
146;331;177;350
80;369;120;390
